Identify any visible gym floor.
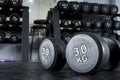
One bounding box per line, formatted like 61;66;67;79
0;62;120;80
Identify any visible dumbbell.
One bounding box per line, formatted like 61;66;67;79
0;0;8;6
94;21;103;29
66;32;120;74
101;4;110;14
39;38;66;70
57;1;70;12
60;20;71;28
9;0;23;6
104;20;113;30
71;20;81;29
0;32;5;42
9;13;20;24
83;21;92;29
91;3;101;14
9;32;21;43
61;32;71;44
0;14;6;23
70;1;81;13
81;2;91;13
110;5;118;15
114;21;120;30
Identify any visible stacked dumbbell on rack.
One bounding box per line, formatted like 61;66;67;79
0;0;23;43
38;1;120;74
0;0;29;61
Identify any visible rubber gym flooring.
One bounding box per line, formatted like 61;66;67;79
0;62;120;80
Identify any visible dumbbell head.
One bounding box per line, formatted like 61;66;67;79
61;32;71;44
61;20;71;28
104;20;113;30
101;4;110;14
66;32;120;74
0;0;8;6
9;0;22;6
114;21;120;30
0;14;6;23
57;1;70;12
70;1;81;13
91;3;101;14
0;32;5;42
94;21;103;29
9;13;20;24
83;21;92;29
81;2;91;13
39;38;66;70
71;20;81;28
9;32;21;43
110;5;118;15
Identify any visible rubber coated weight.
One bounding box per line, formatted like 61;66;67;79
9;32;21;43
104;20;113;30
61;20;71;28
81;2;91;13
39;38;66;70
0;32;5;42
61;32;71;44
110;5;118;15
114;21;120;30
101;4;110;14
70;2;81;13
102;38;120;70
0;14;6;23
66;33;110;74
94;21;103;29
71;20;81;28
9;13;20;24
57;1;70;12
0;0;8;6
91;3;101;14
83;21;92;29
9;0;22;6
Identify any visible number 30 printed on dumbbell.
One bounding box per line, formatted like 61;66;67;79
73;45;88;63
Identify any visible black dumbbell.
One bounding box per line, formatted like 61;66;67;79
61;20;71;28
66;32;120;74
9;32;21;43
81;2;91;13
0;0;8;6
9;13;20;24
0;32;5;42
83;21;92;29
91;3;101;14
61;32;71;44
0;14;6;23
39;38;66;70
114;21;120;30
104;20;113;30
110;5;118;15
9;0;22;6
94;21;103;29
101;4;110;14
70;1;81;13
71;20;81;29
57;1;70;12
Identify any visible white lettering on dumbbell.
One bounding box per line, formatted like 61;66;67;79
42;48;50;62
73;45;88;63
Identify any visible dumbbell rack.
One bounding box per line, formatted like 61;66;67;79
46;6;120;41
0;6;29;62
